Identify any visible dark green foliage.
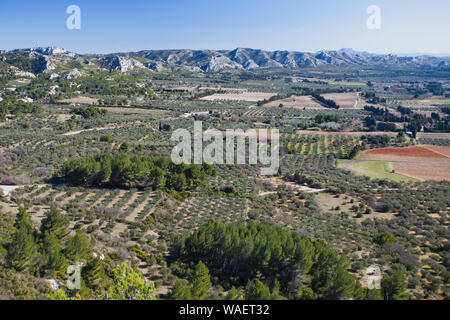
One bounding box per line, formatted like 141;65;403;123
169;261;212;300
381;268;407;300
119;142;129;152
100;135;114;143
374;231;396;245
42;231;66;272
245;279;271;300
0;99;42;121
65;230;90;262
82;257;106;290
190;261;212;299
7;207;39;272
314;113;341;124
169;279;192;300
312;94;340;109
60;153;216;190
72;105;107;119
40;205;69;241
174;220;362;300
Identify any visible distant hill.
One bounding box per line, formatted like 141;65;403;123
1;46;449;76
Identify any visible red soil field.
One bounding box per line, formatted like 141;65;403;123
359;146;450;181
360;146;448;160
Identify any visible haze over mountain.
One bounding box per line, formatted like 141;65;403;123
1;47;449;77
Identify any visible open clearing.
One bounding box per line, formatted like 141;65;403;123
264;95;325;109
200;91;276;102
357;146;450;181
265;92;361;109
339;160;417;182
321;92;361;109
58;96;100;105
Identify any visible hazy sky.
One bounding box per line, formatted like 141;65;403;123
1;0;449;55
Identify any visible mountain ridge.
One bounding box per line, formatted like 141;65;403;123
1;46;449;74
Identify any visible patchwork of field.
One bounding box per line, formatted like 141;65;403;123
357;146;450;181
199;91;276;102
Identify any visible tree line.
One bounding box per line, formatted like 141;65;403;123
0;98;42;121
311;94;340;109
59;153;217;191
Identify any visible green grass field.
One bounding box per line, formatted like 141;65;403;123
338;160;418;182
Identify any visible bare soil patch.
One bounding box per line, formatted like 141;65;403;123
359;146;448;161
322;92;360;109
58;97;99;105
264;95;325;109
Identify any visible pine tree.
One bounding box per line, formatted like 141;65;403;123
82;257;106;289
169;279;193;300
271;280;281;300
381;268;407;300
65;229;90;262
7;207;39;272
43;231;66;272
225;286;242;300
322;256;363;300
296;281;314;300
366;288;383;300
245;279;271;300
108;263;156;300
40;205;69;241
190;261;212;300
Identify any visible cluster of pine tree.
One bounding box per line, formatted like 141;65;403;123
3;205;155;299
60;153;217;190
0;98;42;121
173;220;363;300
71;105;107;119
